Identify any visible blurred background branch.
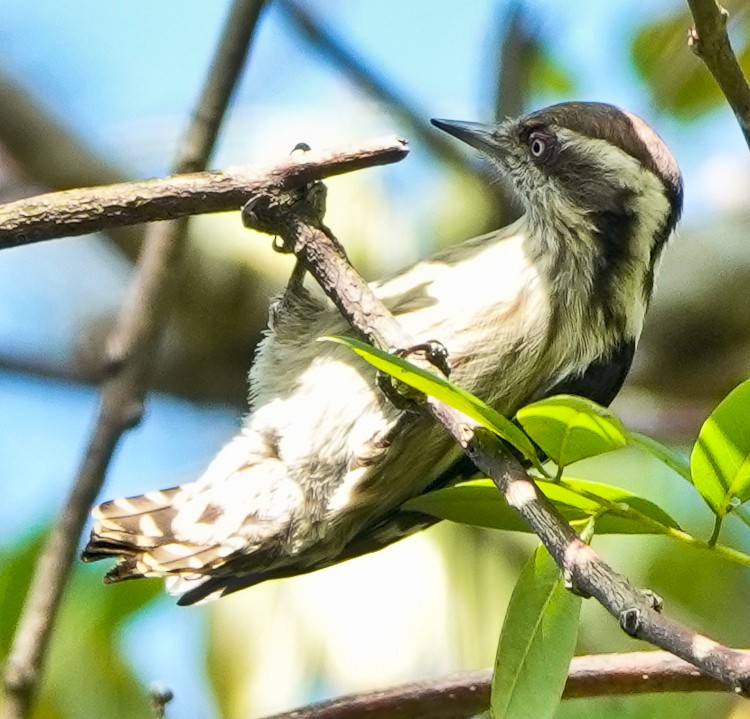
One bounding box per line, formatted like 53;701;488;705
0;2;266;718
264;650;734;719
279;0;496;185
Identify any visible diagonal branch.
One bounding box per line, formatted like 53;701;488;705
263;650;736;719
0;2;267;718
0;137;408;250
686;0;750;148
242;186;750;695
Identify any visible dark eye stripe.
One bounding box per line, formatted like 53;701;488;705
523;102;682;216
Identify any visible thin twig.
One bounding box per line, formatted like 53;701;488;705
687;0;750;148
263;651;734;719
278;0;495;186
149;684;174;719
242;188;750;694
0;2;267;718
0;137;408;250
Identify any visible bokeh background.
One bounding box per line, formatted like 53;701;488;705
2;1;750;717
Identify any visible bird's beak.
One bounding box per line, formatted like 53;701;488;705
430;119;503;156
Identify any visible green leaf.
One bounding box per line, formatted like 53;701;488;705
516;395;627;469
402;481;541;533
553;477;681;534
627;432;750;534
324;335;542;468
691;378;750;516
631;8;750;120
491;545;581;719
629;432;691;481
402;477;679;535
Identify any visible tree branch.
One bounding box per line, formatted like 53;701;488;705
0;137;408;250
263;651;735;719
0;70;144;253
278;0;498;189
242;186;750;695
687;0;750;148
0;2;267;718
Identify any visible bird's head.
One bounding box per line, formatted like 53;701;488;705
432;102;683;269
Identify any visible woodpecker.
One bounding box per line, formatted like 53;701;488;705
82;101;683;605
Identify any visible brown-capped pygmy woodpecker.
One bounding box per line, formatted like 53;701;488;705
82;101;683;605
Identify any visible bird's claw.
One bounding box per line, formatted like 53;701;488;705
396;340;451;378
377;340;451;411
242;177;328;252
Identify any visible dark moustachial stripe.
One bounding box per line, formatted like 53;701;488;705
521;102;683;320
547;143;640;324
590;200;637;327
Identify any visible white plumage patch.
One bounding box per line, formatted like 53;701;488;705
138;515;163;538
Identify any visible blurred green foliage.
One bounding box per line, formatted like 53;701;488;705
529;45;577;96
632;0;750;117
364;341;750;717
0;529;160;719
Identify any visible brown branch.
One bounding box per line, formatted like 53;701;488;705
0;137;408;250
263;651;734;719
278;0;497;188
687;0;750;148
0;2;267;718
0;71;145;254
242;187;750;696
493;2;535;123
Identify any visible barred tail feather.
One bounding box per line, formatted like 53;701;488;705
81;487;231;584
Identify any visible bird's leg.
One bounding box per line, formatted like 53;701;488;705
243;170;453;410
285;258;307;293
268;259;308;329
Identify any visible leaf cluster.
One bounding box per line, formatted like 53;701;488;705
331;335;750;717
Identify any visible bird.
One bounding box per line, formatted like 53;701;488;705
82;101;683;605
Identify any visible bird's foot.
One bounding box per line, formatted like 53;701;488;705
377;340;451;411
397;340;451;378
242;146;327;253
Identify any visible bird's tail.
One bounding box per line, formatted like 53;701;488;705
81;487;231;585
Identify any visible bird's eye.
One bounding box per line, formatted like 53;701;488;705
528;132;551;160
